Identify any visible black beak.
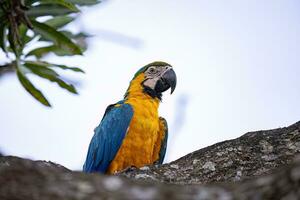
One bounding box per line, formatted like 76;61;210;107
155;68;177;94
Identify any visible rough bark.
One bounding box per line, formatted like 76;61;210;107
120;121;300;184
0;121;299;200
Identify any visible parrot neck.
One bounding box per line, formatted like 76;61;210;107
124;73;160;106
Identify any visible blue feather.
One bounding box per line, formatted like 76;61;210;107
83;102;133;173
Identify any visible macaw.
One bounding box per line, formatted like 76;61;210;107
83;61;177;174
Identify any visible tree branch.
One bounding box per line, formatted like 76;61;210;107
120;121;300;184
0;121;299;200
0;63;14;77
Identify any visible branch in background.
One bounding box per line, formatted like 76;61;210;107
0;63;14;77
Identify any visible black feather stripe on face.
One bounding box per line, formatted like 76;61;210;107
143;85;162;100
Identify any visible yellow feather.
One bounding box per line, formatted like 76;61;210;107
107;73;163;174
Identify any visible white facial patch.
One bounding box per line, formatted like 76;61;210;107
143;77;160;90
143;65;172;90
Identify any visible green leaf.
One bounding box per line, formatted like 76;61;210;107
0;23;7;53
24;61;59;76
23;60;51;67
23;60;84;73
50;63;85;73
16;66;51;107
53;31;89;50
19;24;28;41
7;26;19;56
25;0;40;6
26;4;73;17
26;46;49;58
18;24;33;49
45;16;75;29
60;30;91;38
40;0;80;12
26;45;76;58
24;61;78;94
66;0;100;6
31;20;82;55
0;10;3;19
38;30;90;43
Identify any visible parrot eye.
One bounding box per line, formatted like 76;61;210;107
148;67;157;74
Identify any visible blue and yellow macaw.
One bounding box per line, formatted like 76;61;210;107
83;61;177;174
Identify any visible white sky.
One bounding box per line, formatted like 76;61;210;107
1;0;300;170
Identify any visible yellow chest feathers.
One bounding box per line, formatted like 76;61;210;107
106;74;162;174
127;98;160;132
124;73;161;137
106;99;160;174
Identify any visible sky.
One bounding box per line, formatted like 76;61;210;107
1;0;300;170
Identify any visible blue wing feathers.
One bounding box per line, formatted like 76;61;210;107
83;102;133;173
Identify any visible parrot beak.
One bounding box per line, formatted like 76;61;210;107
155;68;177;94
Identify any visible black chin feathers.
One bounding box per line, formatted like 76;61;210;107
143;86;162;100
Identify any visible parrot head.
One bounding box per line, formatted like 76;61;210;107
125;61;177;100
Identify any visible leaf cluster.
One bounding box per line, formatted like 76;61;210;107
0;0;100;106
